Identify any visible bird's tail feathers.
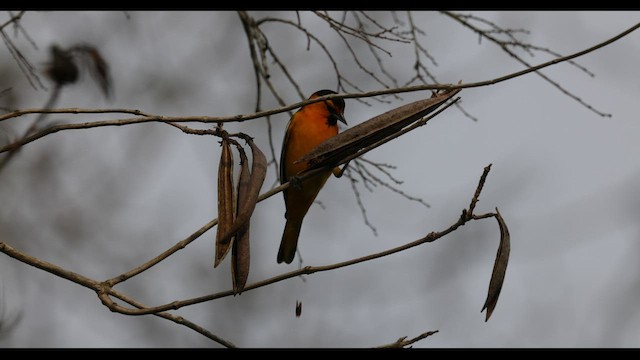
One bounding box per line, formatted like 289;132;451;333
277;220;302;264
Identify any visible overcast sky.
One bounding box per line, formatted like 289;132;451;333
1;11;639;348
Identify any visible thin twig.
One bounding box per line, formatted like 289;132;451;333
0;85;62;175
0;11;25;32
345;170;378;235
467;163;492;218
0;29;44;90
376;330;439;348
3;19;635;154
442;11;623;117
357;158;431;208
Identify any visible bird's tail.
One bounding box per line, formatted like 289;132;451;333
277;219;302;264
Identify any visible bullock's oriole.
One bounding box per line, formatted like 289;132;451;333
277;89;347;264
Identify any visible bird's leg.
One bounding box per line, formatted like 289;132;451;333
289;175;304;190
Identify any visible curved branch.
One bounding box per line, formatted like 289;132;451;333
0;160;493;344
103;94;461;288
97;165;495;315
0;241;235;347
97;288;235;348
0;162;495;344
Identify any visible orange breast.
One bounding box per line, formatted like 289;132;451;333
282;103;340;223
284;104;339;178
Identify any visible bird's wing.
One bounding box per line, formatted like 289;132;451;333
279;113;296;204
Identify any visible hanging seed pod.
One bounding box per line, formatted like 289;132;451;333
482;208;511;321
232;143;251;294
217;136;267;247
214;137;235;268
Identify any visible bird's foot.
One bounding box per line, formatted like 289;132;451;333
289;176;303;190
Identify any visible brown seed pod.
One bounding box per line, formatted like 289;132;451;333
482;208;511;321
214;137;235;268
232;143;251;294
296;88;461;173
216;136;267;247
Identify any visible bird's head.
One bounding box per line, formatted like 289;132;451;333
309;89;347;125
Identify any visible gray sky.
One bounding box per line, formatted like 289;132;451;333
1;11;639;347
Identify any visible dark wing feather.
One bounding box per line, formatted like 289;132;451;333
279;113;296;204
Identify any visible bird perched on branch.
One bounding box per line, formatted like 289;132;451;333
278;89;347;264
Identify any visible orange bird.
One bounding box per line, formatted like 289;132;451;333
278;89;347;264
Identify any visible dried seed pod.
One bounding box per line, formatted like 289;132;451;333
297;88;461;172
482;208;511;321
232;144;251;294
214;137;235;268
217;136;267;246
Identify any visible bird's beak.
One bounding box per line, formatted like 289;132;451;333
337;113;347;125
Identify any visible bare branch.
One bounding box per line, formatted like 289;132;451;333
89;165;496;315
356;158;431;208
467;163;492;218
442;11;626;117
2;18;634;156
344;169;378;235
502;41;595;77
376;330;439;348
0;11;25;32
0;29;44;90
106;218;218;287
0;157;485;342
97;288;236;348
255;16;347;94
0;242;99;290
0;241;235;347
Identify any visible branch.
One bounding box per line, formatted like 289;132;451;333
1;159;498;345
0;85;62;174
0;241;235;347
0;11;25;32
344;169;378;235
3;19;637;155
95;165;496;315
0;241;99;291
0;13;44;91
376;330;439;348
442;12;638;117
0;107;152;122
105;92;462;288
105;157;339;288
97;287;236;348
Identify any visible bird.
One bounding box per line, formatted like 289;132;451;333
278;89;347;264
